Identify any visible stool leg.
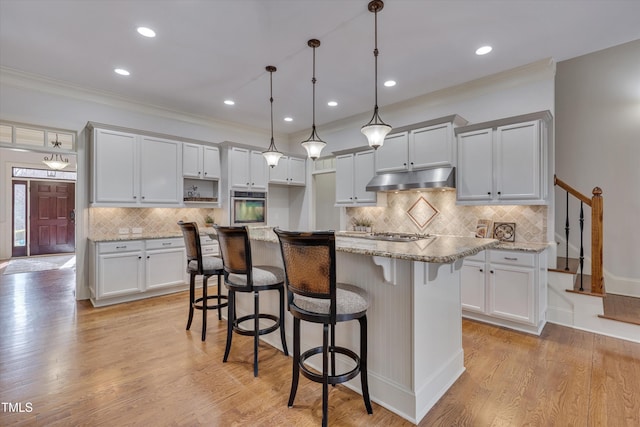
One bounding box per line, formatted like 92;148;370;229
322;322;329;427
359;315;373;414
201;276;208;341
330;323;336;384
223;290;235;362
253;290;259;377
279;286;288;356
186;273;196;331
216;274;223;321
288;317;300;407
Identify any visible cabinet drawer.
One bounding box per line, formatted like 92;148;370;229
200;234;217;245
465;250;486;262
489;250;535;267
98;240;144;253
202;243;219;256
146;238;184;250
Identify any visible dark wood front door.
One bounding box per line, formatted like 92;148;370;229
29;181;75;255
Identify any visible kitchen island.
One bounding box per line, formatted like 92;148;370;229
238;227;498;424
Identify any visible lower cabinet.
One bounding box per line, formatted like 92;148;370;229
461;249;548;334
90;237;188;306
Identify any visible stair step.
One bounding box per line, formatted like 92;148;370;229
550;257;580;274
598;294;640;326
565;274;605;298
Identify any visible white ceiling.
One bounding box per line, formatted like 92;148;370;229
1;0;639;134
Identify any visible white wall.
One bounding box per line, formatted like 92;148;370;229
555;40;640;297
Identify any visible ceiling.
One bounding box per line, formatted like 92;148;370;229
1;0;639;134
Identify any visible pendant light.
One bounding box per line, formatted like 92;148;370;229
42;133;69;170
361;0;392;150
300;39;326;160
262;65;283;168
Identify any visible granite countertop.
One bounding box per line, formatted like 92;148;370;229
244;227;500;264
88;229;213;242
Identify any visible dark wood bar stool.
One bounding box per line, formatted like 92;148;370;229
214;225;288;377
177;221;228;341
274;228;373;427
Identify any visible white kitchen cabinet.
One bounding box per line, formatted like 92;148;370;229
375;115;465;174
229;146;268;191
455;111;551;205
90;125;182;207
90;238;188;307
335;150;376;206
145;238;187;290
269;155;306;186
461;249;548;334
183;143;220;180
94;241;145;299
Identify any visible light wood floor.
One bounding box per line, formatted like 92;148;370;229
1;268;639;426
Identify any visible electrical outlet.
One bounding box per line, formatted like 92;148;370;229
118;228;129;234
131;227;143;234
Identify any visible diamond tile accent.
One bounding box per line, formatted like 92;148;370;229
406;196;439;230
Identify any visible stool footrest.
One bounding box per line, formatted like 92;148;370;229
299;345;361;385
232;313;280;337
193;295;228;311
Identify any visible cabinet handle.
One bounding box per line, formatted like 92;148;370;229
162;242;172;246
504;257;518;261
116;245;127;249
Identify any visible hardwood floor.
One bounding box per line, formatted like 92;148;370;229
1;268;639;426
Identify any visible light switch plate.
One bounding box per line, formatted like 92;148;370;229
118;228;129;234
131;227;143;234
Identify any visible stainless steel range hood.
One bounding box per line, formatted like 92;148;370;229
365;167;455;192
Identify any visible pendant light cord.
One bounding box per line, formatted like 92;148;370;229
373;8;379;112
311;45;317;132
269;69;275;146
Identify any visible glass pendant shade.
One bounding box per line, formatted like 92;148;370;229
361;121;392;150
262;65;283;168
301;138;326;160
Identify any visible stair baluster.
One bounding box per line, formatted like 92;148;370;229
579;202;585;292
564;191;570;271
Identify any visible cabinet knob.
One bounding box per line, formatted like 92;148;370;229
403;163;407;166
497;191;502;195
354;197;358;200
246;182;250;186
487;192;491;195
198;172;201;175
147;255;150;259
251;182;254;185
490;270;494;274
138;256;142;260
133;195;137;199
141;196;145;199
410;162;414;165
479;268;483;273
349;197;353;200
204;172;207;176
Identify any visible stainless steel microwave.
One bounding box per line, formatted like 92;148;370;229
230;191;267;225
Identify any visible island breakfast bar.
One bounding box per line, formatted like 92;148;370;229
230;227;498;424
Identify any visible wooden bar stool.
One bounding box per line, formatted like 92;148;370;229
274;228;373;427
178;221;228;341
214;225;288;377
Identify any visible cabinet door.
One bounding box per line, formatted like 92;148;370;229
182;143;202;178
411;123;453;169
145;247;186;290
461;260;486;313
495;121;540;201
97;251;144;298
269;156;289;184
93;129;137;203
230;147;250;189
287;157;306;185
335;154;355;204
249;150;268;190
375;132;409;173
354;151;376;203
140;136;181;204
456;129;493;202
202;146;220;179
488;264;535;325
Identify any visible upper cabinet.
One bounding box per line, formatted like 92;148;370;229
183;143;220;180
375;115;467;174
90;125;182;207
229;146;268;191
335;150;377;206
455;111;552;205
269;155;306;186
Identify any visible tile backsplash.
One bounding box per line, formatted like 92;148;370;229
346;190;547;243
89;207;222;236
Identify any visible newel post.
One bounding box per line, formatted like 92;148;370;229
591;187;604;294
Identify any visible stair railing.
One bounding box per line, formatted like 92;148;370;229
554;175;604;294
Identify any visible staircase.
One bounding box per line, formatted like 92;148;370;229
547;176;639;343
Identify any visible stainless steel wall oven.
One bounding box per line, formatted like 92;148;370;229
230;191;267;225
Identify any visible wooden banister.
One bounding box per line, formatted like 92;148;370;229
554;175;604;294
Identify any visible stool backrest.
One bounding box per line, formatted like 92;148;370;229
274;228;337;321
214;225;254;285
178;221;203;274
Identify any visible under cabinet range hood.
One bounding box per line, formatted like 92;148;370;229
365;167;456;192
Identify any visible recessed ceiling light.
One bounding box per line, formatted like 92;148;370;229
224;99;235;105
384;80;396;87
327;101;338;107
475;45;492;55
114;68;130;76
137;27;156;38
284;117;293;122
